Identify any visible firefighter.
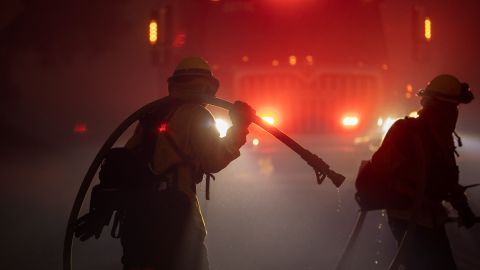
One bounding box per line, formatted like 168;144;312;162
371;74;476;270
119;56;254;270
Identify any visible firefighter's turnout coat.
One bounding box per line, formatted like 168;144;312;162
125;101;245;238
371;115;471;228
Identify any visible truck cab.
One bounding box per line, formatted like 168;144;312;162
152;0;390;144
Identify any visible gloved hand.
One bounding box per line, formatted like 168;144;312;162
450;191;477;229
229;101;255;128
74;210;113;241
226;125;249;148
458;207;476;229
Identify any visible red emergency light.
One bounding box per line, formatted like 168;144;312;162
258;108;280;126
264;0;316;7
172;32;186;48
73;123;88;134
261;116;276;125
158;122;168;133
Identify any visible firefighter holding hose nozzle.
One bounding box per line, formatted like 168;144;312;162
74;56;255;270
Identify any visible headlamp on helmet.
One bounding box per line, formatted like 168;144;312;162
417;74;474;104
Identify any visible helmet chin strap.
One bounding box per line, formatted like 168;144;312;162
202;83;217;97
453;131;463;147
453;131;463;157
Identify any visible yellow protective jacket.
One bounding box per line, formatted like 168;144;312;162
125;101;246;238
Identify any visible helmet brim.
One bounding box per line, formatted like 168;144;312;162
417;88;474;104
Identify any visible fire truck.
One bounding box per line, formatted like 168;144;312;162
149;0;391;140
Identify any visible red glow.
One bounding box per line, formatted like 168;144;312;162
73;123;87;134
264;0;317;8
158;122;168;133
172;32;186;48
289;55;297;66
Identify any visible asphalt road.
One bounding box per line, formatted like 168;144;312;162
1;133;479;270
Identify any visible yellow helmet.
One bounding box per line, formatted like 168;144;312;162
168;56;219;96
417;74;474;104
174;56;212;73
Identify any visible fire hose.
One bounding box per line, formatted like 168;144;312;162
334;210;480;270
63;95;346;270
335;195;479;270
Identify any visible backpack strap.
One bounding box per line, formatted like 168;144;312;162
162;127;216;200
205;173;215;200
153;104;216;200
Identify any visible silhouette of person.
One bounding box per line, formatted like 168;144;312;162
372;74;476;270
75;56;255;270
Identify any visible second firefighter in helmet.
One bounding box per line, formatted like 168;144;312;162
120;56;255;270
372;74;476;270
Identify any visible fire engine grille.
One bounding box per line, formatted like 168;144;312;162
235;70;382;133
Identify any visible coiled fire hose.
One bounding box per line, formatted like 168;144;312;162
63;95;346;270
